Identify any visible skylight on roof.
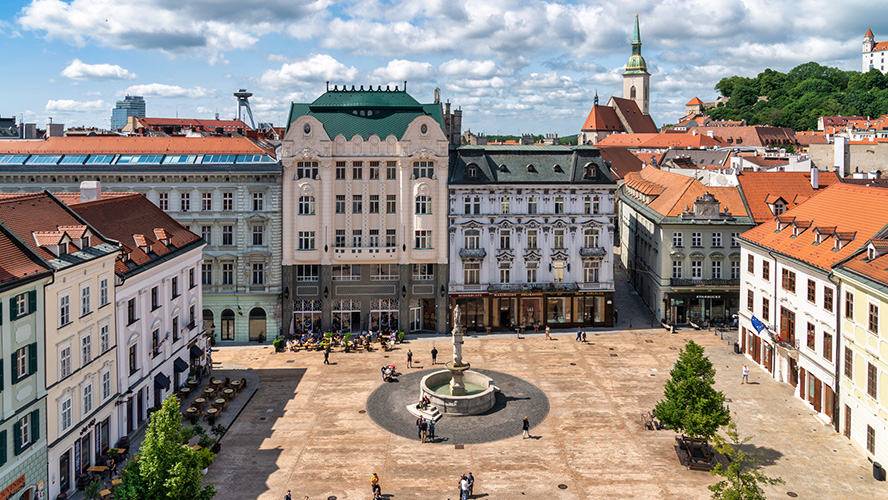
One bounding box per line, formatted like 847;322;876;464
0;155;29;164
236;154;274;163
27;155;62;165
203;154;236;164
162;155;197;164
59;155;88;164
86;155;114;164
117;155;162;164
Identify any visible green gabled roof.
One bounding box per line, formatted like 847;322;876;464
286;87;444;140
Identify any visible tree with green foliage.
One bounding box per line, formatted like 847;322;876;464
115;396;216;500
654;340;730;441
709;419;784;500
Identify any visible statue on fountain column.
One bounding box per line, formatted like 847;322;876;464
452;304;463;366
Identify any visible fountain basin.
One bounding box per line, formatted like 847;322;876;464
420;370;496;416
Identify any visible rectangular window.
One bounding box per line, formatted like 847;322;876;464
335;195;345;214
222;263;233;285
60;398;72;431
222;192;233;211
867;425;875;454
171;277;179;298
499;263;511;283
222;225;233;246
157;192;169;211
352;230;362;247
151;286;159;310
172;316;180;342
691;232;702;247
712;232;722;247
83;384;93;415
101;371;111;400
14;346;29;382
807;322;816;350
298;232;316;250
691;260;702;279
500;197;510;214
415;196;431;214
413;263;434;281
731;260;740;280
500;230;511;249
335;229;346;248
296;265;319;282
527;230;538;249
553;262;565;283
747;254;754;274
747;290;754;312
465;262;480;284
387;161;397;180
17;412;32;452
845;291;854;319
731;232;740;247
584;261;600;283
762;298;770;322
336;161;346;179
781;269;796;293
807;279;816;303
201;192;212;211
252;225;264;246
528;196;538;215
414;230;432;249
762;261;770;281
80;286;91;317
151;329;160;357
672;260;682;279
99;278;108;307
712;260;722;279
352;195;363;213
868;303;879;334
824;288;833;312
129;344;138;374
369;161;380;180
59;295;70;327
823;332;833;361
298;196;315;215
127;297;136;324
554;196;564;214
180;192;190;212
553;229;565;249
332;264;361;281
252;263;265;285
386;230;396;247
464;231;480;249
81;335;92;366
369;195;380;213
527;262;538;283
867;363;878;398
352;161;363;180
201;226;212;245
59;346;71;379
412;161;434;179
372;264;399;281
673;232;683;247
386;195;397;213
296;162;318;180
844;347;853;378
368;229;380;247
100;324;110;352
202;263;212;285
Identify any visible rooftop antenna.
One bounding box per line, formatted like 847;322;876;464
233;88;256;129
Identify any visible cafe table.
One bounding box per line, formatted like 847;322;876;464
215;398;226;409
179;387;192;395
210;378;223;386
194;397;207;407
203;387;215;396
111;479;122;486
222;388;235;400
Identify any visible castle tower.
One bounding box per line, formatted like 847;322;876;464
864;28;875;54
622;14;650;115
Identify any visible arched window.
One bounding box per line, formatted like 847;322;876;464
415;195;432;215
249;307;266;341
466;163;478;178
298;196;315;215
584;228;600;248
630;86;637;99
220;309;235;341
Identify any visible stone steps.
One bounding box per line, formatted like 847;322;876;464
406;403;442;422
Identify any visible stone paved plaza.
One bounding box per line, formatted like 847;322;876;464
202;325;886;500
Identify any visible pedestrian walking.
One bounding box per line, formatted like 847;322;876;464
428;418;436;441
416;416;423;439
545;325;551;340
431;346;438;365
459;475;469;500
284;490;291;500
371;473;381;499
420;418;429;443
614;308;619;324
742;364;749;384
581;330;587;343
522;416;530;439
323;345;330;364
467;472;475;497
407;349;413;368
575;328;582;341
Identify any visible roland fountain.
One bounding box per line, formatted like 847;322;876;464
416;305;496;416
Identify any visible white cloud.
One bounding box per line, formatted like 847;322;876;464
369;60;434;81
61;59;136;81
45;99;107;112
123;83;215;98
258;54;358;90
438;59;507;79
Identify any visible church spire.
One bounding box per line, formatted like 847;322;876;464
624;14;648;75
633;13;641;44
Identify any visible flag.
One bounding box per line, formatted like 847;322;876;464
750;315;766;334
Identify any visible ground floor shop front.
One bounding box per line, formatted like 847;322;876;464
450;291;614;332
48;405;116;500
664;290;738;325
202;293;280;344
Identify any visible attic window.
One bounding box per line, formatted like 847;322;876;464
466;163;478;178
81;236;90;248
499;164;509;173
583;164;597;179
59;243;68;256
527;164;536;172
553;164;563;173
868;247;876;260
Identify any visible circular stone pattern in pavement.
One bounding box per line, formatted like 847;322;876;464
366;369;549;445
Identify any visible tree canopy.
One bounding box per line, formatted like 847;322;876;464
654;340;731;441
709;419;784;500
708;62;888;131
115;396;216;500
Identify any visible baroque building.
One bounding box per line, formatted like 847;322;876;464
448;145;617;332
281;85;450;335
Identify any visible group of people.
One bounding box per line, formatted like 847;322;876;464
458;473;476;500
416;416;437;443
380;364;397;382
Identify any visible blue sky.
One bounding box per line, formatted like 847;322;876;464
0;0;884;135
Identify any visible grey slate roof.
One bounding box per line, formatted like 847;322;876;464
449;145;617;185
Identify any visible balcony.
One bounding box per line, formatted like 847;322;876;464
580;246;606;257
459;248;487;259
670;278;740;288
771;333;799;351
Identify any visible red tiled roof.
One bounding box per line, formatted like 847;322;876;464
738;171;840;223
874;42;888;51
638;133;724;149
740;184;888;270
581;105;624;132
596;133;659;147
61;193;202;275
135;117;249;131
0;136;270;155
686;97;704;105
624;166;750;218
866;29;874;37
609;97;658;134
0;225;51;285
598;146;643;179
694;126;797;147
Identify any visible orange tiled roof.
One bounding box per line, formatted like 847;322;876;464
609;97;658;134
695;126;797;147
0;225;51;285
738;171;840;223
866;29;874;37
136;117;249;130
0;136;270;155
740;184;888;270
840;250;888;285
874;42;888;51
595;133;660;147
638;133;724;149
624;166;750;218
686;97;704;105
580;105;624;132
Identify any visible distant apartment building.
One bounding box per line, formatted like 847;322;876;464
110;96;145;132
0;136;282;343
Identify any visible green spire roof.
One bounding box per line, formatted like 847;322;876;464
624;14;649;75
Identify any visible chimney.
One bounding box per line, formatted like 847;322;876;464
707;130;714;137
80;180;102;203
810;167;819;190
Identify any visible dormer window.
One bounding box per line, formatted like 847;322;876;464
466;163;478;178
59;243;68;256
869;247;876;260
583;163;596;178
773;201;785;215
554;164;564;173
81;236;90;248
527;164;536;172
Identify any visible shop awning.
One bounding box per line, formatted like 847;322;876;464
154;372;170;390
190;345;203;359
173;357;189;373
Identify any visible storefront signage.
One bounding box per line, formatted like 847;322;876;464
492;293;518;297
452;293;487;298
695;295;722;299
0;475;25;500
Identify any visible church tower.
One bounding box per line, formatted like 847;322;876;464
623;14;650;115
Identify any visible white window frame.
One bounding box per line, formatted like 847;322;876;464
101;370;111;401
82;383;93;415
673;232;683;247
99;277;109;307
100;324;110;353
59;294;70;327
80;285;91;317
60;397;72;431
81;334;92;366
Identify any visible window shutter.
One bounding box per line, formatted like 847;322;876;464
10;354;18;384
30;409;39;442
8;297;17;321
12;421;21;456
0;430;6;466
28;343;37;376
28;290;36;315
